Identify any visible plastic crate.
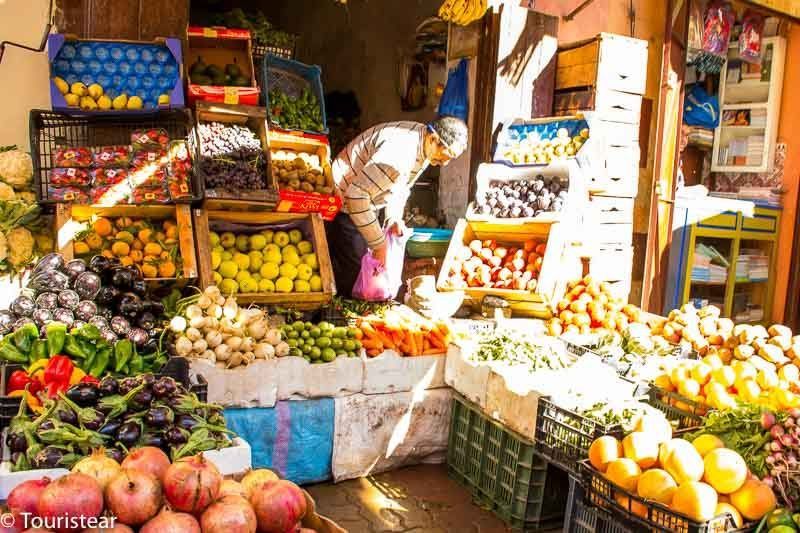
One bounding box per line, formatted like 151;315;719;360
646;385;705;430
29;109;201;204
253;41;295;89
158;356;208;402
406;228;453;258
581;461;752;533
262;54;328;135
535;397;626;476
447;393;570;532
564;475;634;533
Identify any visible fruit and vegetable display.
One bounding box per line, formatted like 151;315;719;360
587;415;777;526
196;121;268;191
189;57;251;87
214;8;297;50
209;227;322;295
72;216;182;279
472;176;568;218
268;87;325;133
357;306;450;357
499;126;589;165
270;148;334;195
52;78;168;111
441;238;547;291
470;330;571;370
278;319;362;362
169;285;286;367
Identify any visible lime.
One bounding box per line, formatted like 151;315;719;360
316;337;331;349
309;327;321;338
767;509;796;530
353;340;363;350
343;340;356;352
300;330;310;339
288;330;299;339
301;344;311;354
335;350;347;358
346;351;356;358
287;339;298;349
289;348;302;358
347;328;358;338
318;321;334;332
303;355;311;362
331;338;344;350
309;347;322;360
321;348;336;362
304;321;314;330
305;337;315;347
332;327;347;339
292;320;305;332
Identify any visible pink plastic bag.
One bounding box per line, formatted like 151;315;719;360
352;230;410;301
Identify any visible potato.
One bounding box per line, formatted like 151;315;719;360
734;345;755;360
769;324;793;339
752;325;769;339
749;356;776;374
759;344;789;365
738;326;757;345
769;336;792;352
717;318;734;334
699;317;718;337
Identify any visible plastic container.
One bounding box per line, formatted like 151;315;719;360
646;384;705;430
493;117;590;167
262;54;328;135
447;393;570;531
535;397;626;476
252;40;296;88
564;475;634;533
406;228;453;258
29;109;201;204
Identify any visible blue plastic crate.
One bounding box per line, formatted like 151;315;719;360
261;54;328;135
493;118;589;167
407;228;453;258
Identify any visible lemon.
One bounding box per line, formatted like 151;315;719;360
309;275;322;291
275;277;293;293
88;83;104;99
294;280;311;292
302;253;319;270
97;95;112;110
235;271;252;284
264;246;282;264
70;82;87;96
260;262;280;280
221;251;233;262
240;277;259;293
283;252;301;266
273;231;290;247
261;230;274;244
218;260;238;279
249;251;263;272
112;94;128;110
53;77;69;94
220;278;239;295
296;264;313;281
209;232;221;246
127;95;143;110
289;229;303;244
282;244;299;257
259;279;276;292
233;252;250;271
279;263;298;281
64;93;80;107
80;96;98;110
211;251;222;269
298;240;313;255
212;245;225;255
158;93;170;105
213;272;223;285
252;272;262;282
250;234;267;251
220;232;236;248
236;235;250;252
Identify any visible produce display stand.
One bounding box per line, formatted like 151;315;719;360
54;203;198;280
193;209;335;308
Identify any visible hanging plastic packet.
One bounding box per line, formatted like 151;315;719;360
739;10;765;64
702;1;735;57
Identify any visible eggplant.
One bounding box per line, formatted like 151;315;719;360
118;377;140;394
98;307;113;320
140;373;156;386
35;292;58;310
72;320;87;330
74;271;102;301
64;258;87;280
35;446;67;468
137;311;156;331
99;419;122;437
36;420;56;438
116;421;141;447
89;255;111;274
127;264;143;281
57;290;80;310
111;267;133;290
57;408;78;426
110;316;131;336
131;279;148;297
52;308;75;328
30;270;70;293
84;410;105;431
142;338;160;355
146;301;165;316
145;406;174;428
100;327;117;344
106;448;124;463
141;432;166;448
75;300;98;321
165;426;188;445
89;315;109;330
10;295;35;317
117;293;143;319
96;286;119;307
33;253;65;276
132;388;154;409
175;414;199;431
153;377;177;398
66;383;99;407
6;432;26;453
128;327;148;347
11;452;23;466
98;376;119;397
31;308;52;327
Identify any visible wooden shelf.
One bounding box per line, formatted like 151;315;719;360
721;102;769;111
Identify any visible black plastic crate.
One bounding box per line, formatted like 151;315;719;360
158;356;208;402
646;385;705;430
535;397;626;476
253;41;296;90
29;109;202;204
564;475;634;533
447;393;570;532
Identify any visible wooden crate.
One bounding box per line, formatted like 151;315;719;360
588;246;634;283
194;209;335;309
55;203;197;280
582;222;633;247
194;102;274;202
553;89;642;124
556;33;648;95
436;218;577;318
586;195;634;225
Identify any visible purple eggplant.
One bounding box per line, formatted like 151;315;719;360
110;316;131;336
89;315;109;330
118;377;141;394
75;300;98;321
137;311;156;331
33;253;65;276
35;446;68;468
52;308;75;328
74;271;102;300
140;432;166;448
132;388;154;409
96;286;119;307
100;327;117;344
0;311;14;335
6;431;26;453
98;376;119;396
99;419;122;437
165;426;188;445
64;258;87;280
131;279;148;297
57;289;80;310
57;407;78;426
152;377;177;398
31;308;52;327
117;293;143;319
128;327;148;347
66;383;99;406
35;292;58;310
106;447;125;463
145;406;174;428
89;255;111;274
10;295;35;317
175;414;199;431
116;421;141;447
111;267;133;290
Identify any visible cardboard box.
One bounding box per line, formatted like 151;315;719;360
186;27;260;106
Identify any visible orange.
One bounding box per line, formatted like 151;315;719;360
729;480;777;521
158;261;176;278
703;448;747;494
92;217;113;237
604;458;641;492
73;242;90;255
660;439;704;484
85;232;103;250
622;432;658;469
132;239;144;251
144;242;162;256
691;434;724;458
141;263;158;278
589;436;622;473
165;225;178;239
715;502;743;528
671;482;718;522
119;256;134;267
633;414;673;445
111;241;130;257
129;250;143;262
101;250;114;259
636;469;677;505
137;228;153;243
653;374;675;393
115;216;133;229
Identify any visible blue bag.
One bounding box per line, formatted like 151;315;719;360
438;58;469;121
683;84;720;128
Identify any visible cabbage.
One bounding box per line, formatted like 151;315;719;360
0;149;33;190
7;226;34;267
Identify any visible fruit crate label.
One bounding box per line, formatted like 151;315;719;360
203;28;218;38
223;87;240;105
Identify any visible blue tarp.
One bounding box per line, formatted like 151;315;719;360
225;398;335;485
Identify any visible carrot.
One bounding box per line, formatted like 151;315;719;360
423;338;431;351
366;348;382;357
428;329;446;348
406;333;418;356
376;329;396;350
361;339;383;350
423;348;445;355
414;332;424;354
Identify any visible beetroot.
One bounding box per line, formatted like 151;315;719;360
163;454;221;514
8;478;50;518
200;495;257;533
120;447;171;483
139;510;200;533
36;473;103;533
250;480;307;533
104;469;162;526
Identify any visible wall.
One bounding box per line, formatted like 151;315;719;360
0;0;52;149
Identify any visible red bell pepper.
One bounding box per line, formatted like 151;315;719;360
7;370;33;394
80;375;99;384
43;355;74;398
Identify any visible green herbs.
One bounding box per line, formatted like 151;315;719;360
471;332;571;371
214;9;296;49
268;87;324;133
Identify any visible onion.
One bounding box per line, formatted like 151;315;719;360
219;479;246;498
121;447;171;483
140;510;200;533
771;425;786;438
8;477;50;518
170;316;187;333
250;480;307;533
71;448;120;490
200;495;257;533
786;417;796;428
37;473;103;533
771;441;783;452
241;469;279;500
761;412;777;430
104;469;162;526
163;454;222;514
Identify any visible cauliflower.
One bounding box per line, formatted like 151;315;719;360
7;227;34;267
0;149;33;190
0;183;16;200
16;191;35;203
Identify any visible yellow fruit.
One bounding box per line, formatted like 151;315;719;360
288;229;302;244
654;374;675;392
211;251;222;269
703;448;747;494
235;271;252;284
64;93;80;107
158;94;170;105
671;366;691;387
275;277;293;293
127;96;143;110
87;83;104;99
703;354;724;369
637;469;677;505
111;241;130;257
678;378;701;398
283;251;301;267
711;366;735;388
97;95;112;110
53;77;69;94
112;94;128;110
661;439;704;484
734;362;757;381
273;231;290;247
715;502;743;528
294;280;311;292
261;230;274;244
297;240;313;255
729;480;777;521
218;260;239;279
143;242;162;256
74;242;90;255
92;218;113;237
249;251;264;272
158;261;176;277
671;481;718;522
259;279;275;292
249;234;267;251
264;246;282;264
302;253;319;270
691;363;712;385
779;364;800;383
309;275;322;292
604;458;641;492
213;272;223;285
279;263;298;281
738;379;761;403
233;252;250;271
757;369;779;390
296;264;313;281
80;96;98;110
691;434;724;458
622;432;658;469
633;414;673;445
115;231;134;244
220;278;239;295
119;256;134;267
240;277;259;293
260;262;280;280
142;263;158;278
589;436;622;473
70;82;87;96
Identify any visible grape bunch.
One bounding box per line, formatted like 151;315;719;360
474;176;567;218
197;121;267;190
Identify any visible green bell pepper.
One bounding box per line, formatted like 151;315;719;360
63;335;88;359
113;340;133;373
0;338;28;363
128;353;144;374
30;339;48;363
45;322;67;356
12;323;38;355
89;346;111;378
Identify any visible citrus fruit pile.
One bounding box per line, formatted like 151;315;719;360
280;320;362;362
209;228;321;295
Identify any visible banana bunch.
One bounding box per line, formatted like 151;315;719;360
439;0;488;25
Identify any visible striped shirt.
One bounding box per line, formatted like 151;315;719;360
332;121;429;248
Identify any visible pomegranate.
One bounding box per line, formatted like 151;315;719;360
219;480;246;498
139;510;200;533
8;478;50;517
163;454;221;514
72;449;120;490
200;495;257;533
120;447;171;483
104;469;162;526
21;529;53;532
80;525;134;533
250;480;307;533
241;469;278;500
0;512;22;532
37;473;103;533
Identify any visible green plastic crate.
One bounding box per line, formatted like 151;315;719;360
447;393;569;532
